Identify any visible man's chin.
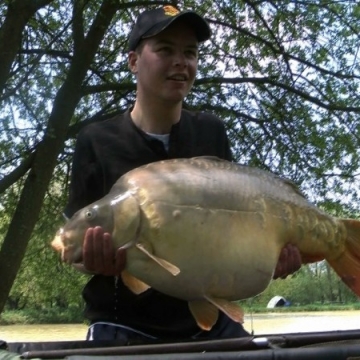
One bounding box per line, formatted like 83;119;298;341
162;94;187;105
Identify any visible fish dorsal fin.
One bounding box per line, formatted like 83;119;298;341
121;270;150;294
188;300;219;331
136;243;180;276
204;295;244;324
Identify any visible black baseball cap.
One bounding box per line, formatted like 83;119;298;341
128;5;211;51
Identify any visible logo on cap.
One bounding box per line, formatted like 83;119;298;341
163;5;179;16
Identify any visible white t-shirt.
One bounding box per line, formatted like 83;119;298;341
146;132;170;151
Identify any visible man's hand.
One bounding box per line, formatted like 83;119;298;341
273;244;302;279
82;226;126;276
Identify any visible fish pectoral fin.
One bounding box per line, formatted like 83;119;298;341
188;300;219;331
135;243;180;276
121;270;150;295
204;295;244;324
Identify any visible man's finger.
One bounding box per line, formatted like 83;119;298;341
83;227;96;271
288;244;302;274
101;232;116;276
92;226;106;272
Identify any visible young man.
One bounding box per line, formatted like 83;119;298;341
64;5;302;342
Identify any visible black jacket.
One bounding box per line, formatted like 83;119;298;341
65;109;246;339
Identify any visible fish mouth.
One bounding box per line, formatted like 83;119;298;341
51;231;83;264
51;234;64;252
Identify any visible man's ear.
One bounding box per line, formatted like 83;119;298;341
128;51;138;74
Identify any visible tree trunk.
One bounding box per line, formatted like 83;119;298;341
0;0;119;314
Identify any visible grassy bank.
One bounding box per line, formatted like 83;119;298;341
0;307;86;325
2;303;360;325
239;302;360;313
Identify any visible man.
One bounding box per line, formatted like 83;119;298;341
64;5;302;342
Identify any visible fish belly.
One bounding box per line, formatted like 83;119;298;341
119;157;345;301
125;201;283;302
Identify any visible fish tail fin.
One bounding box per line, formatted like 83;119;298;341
327;219;360;297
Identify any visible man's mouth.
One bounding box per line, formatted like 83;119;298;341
167;74;187;81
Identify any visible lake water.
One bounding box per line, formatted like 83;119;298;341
1;311;360;342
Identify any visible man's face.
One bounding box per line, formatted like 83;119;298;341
129;21;199;104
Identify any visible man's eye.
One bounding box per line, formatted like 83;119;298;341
159;47;171;52
186;50;198;57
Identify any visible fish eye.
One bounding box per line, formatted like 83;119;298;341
84;208;97;220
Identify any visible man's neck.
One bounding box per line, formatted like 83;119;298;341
130;97;182;134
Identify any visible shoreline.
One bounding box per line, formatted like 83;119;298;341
2;310;360;342
1;305;360;325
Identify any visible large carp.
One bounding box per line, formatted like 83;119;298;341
52;156;360;331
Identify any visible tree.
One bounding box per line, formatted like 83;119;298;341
0;0;121;313
0;0;359;314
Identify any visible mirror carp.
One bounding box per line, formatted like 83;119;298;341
52;156;360;331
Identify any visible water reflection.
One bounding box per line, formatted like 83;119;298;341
244;310;360;335
1;311;360;342
0;323;87;342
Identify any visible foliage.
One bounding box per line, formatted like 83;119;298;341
0;0;360;313
0;306;86;325
239;303;360;314
247;263;358;307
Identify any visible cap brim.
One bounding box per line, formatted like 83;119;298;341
142;11;211;43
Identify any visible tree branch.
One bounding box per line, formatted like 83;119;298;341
0;152;35;195
207;18;360;81
73;0;85;53
0;0;54;95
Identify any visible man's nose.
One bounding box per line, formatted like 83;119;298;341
173;52;187;67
